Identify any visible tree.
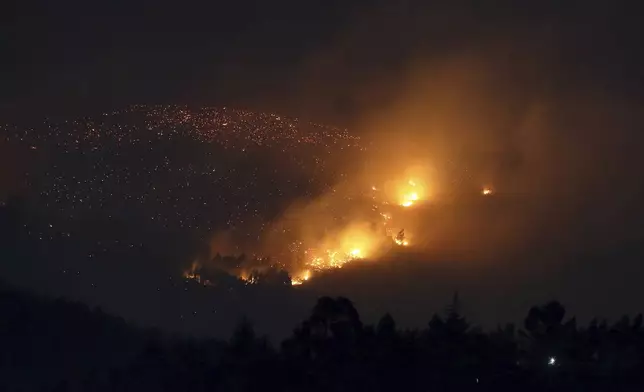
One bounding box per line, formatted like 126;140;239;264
310;296;362;340
521;301;577;372
376;313;396;339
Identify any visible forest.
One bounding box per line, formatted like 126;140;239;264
1;283;643;391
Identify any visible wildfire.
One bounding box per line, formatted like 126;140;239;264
307;248;365;270
183;260;201;282
182;171;432;288
397;179;425;207
394;238;409;246
380;212;392;224
392;228;409;246
291;269;311;286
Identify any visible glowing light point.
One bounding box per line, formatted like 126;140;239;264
482;187;493;196
394;238;410;246
548;356;557;366
349;249;361;257
401;200;413;207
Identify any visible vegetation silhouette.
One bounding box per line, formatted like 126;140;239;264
2;283;644;391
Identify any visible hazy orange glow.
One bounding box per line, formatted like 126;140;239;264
183;260;201;282
380;212;392;224
394;238;409;246
482;187;493;196
394;179;427;207
291;269;311;286
182;169;436;286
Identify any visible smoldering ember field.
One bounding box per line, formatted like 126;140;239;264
2;1;644;391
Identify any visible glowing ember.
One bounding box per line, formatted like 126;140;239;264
482;187;493;195
392;228;409;246
394;238;409;246
401;200;413;207
307;248;365;270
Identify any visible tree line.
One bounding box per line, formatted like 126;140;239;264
2;284;644;391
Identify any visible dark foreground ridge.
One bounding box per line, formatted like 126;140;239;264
1;286;643;392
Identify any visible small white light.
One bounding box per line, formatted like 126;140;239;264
548;356;557;366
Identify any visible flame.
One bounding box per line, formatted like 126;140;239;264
239;270;261;285
482;187;493;195
291;269;311;286
394;238;409;246
183;260;201;282
380;212;392;224
183;170;434;288
301;222;382;275
307;248;364;270
396;178;426;207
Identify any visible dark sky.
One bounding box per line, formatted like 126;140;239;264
3;0;643;122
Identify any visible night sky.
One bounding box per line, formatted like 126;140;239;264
2;0;644;340
3;1;643;120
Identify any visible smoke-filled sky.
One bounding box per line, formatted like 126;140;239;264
2;1;643;118
3;0;644;339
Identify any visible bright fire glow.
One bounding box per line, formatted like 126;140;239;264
394;238;409;246
302;223;381;274
482;187;493;195
183;171;433;287
396;178;426;207
183;260;201;282
380;212;392;224
307;248;365;270
291;269;311;286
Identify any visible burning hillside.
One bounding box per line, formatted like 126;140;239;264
182;166;487;286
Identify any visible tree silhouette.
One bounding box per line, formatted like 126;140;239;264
376;313;396;339
3;283;644;391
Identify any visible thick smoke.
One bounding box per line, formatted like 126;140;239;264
200;11;644;280
188;2;644;330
